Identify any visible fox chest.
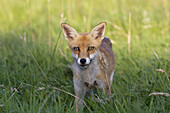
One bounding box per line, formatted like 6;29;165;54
72;62;105;89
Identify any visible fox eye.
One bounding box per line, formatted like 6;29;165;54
88;46;95;51
73;47;80;51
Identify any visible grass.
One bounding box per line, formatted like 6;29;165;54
0;0;169;112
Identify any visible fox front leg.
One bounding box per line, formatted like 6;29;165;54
104;79;112;96
105;86;111;96
74;77;88;113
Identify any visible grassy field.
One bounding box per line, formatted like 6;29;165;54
0;0;169;112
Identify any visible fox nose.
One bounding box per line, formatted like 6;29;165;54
80;58;86;64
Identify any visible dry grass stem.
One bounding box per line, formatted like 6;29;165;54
47;0;51;53
128;12;132;55
38;90;55;113
19;33;48;80
0;83;22;107
108;21;127;37
152;49;160;61
37;87;45;90
149;92;170;97
156;69;165;73
58;48;69;61
26;0;34;42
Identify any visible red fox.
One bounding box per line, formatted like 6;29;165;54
61;22;115;112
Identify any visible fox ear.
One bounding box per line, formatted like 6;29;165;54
91;22;106;39
61;23;78;41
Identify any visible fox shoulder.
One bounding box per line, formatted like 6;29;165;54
99;37;115;66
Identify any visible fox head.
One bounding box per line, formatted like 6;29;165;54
61;22;106;68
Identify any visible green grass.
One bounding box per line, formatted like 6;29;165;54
0;0;169;112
